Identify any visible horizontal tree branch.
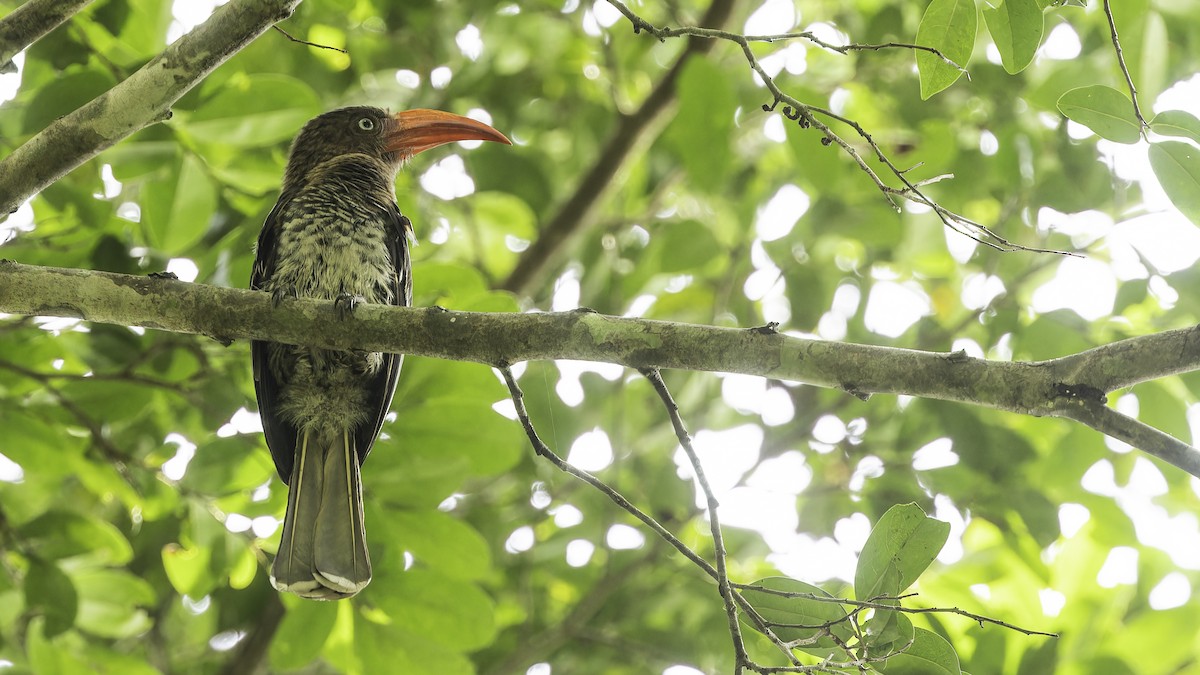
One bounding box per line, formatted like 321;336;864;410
2;261;1197;476
0;0;95;72
0;0;302;217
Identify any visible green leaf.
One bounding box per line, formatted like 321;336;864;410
25;617;63;675
24;560;78;637
161;543;213;597
365;569;496;652
22;69;117;134
650;220;721;274
270;600;338;670
866;610;915;657
664;59;736;190
186;74;321;148
982;0;1044;74
915;0;977;99
1151;110;1200;144
142;153;218;254
180;436;275;495
1149;141;1200;225
1056;86;1142;143
879;627;962;674
17;510;133;565
854;503;949;601
739;577;854;656
384;510;492;581
70;569;155;639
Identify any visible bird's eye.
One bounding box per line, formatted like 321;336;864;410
357;117;376;132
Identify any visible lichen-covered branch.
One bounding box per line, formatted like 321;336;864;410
0;0;302;217
0;0;95;72
2;260;1198;477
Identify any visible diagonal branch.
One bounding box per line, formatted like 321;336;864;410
0;0;303;217
500;0;737;297
0;0;95;72
1054;401;1200;476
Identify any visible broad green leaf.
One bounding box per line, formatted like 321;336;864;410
25;617;62;675
186;74;321;148
915;0;977;99
1149;141;1200;226
17;510;133;565
982;0;1043;74
141;153;218;254
1056;86;1142;143
651;220;721;274
866;610;914;658
365;569;496;652
855;503;950;601
24;560;78;637
22;69;116;134
879;627;962;674
354;613;474;675
739;577;854;656
180;436;275;495
664;59;736;190
70;569;155;639
384;510;493;581
161;543;214;597
1151;110;1200;144
270;600;338;670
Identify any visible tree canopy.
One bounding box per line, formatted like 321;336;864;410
0;0;1199;673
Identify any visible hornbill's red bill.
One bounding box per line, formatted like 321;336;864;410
251;107;510;599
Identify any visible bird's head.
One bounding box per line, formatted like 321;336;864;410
282;106;511;186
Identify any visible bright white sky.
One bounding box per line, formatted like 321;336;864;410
1;4;1199;672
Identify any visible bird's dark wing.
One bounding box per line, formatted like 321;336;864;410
351;205;412;464
251;199;300;482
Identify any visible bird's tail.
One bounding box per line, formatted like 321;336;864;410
270;429;371;600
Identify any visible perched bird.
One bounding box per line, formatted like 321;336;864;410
251;107;510;599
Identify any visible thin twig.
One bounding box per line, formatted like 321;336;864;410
496;363;720;575
1102;0;1148;129
272;25;347;53
497;363;813;672
602;0;1073;256
641;368;750;673
733;585;1059;638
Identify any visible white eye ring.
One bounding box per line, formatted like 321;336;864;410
357;117;376;131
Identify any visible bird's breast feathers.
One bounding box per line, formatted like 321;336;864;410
269;194;399;305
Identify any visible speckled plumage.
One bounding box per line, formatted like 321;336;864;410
252;108;411;600
252;105;509;601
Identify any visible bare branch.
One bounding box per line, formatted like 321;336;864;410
0;0;95;72
0;0;302;217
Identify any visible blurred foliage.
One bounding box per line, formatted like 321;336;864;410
1;0;1199;673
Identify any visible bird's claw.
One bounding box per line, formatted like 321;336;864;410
271;286;298;308
148;271;178;280
335;292;365;320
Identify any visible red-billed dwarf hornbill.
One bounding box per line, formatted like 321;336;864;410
251;107;510;599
